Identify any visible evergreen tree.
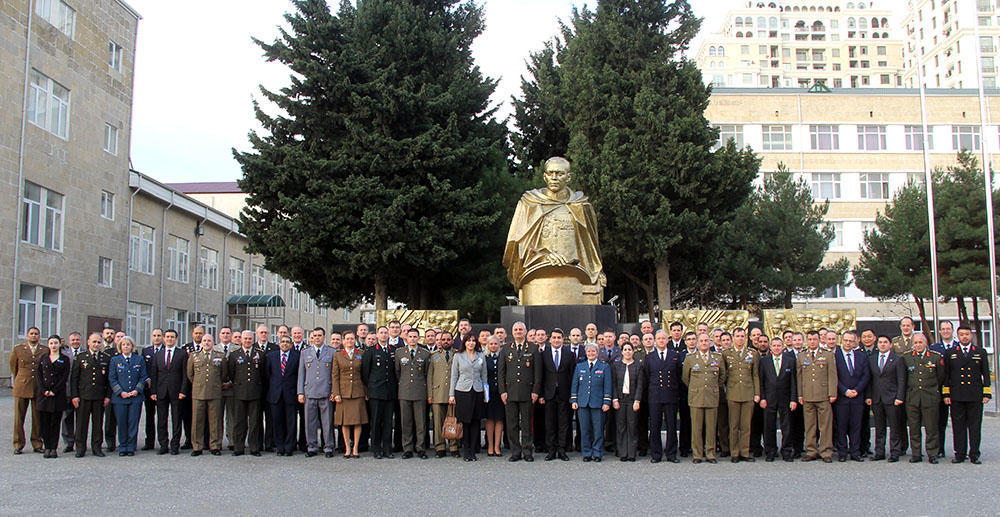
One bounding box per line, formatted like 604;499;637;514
235;0;510;312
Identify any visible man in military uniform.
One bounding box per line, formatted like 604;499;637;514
682;333;727;463
722;328;760;462
253;325;278;452
428;331;457;457
180;325;206;450
362;326;398;459
930;320;959;458
70;333;111;457
902;333;945;463
10;326;45;454
214;326;237;451
798;330;838;463
395;328;430;459
499;321;542;462
228;332;265;456
297;327;335;457
892;316;915;355
186;334;227;456
943;326;992;464
643;330;682;463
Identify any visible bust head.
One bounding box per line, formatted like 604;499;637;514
542;157;571;198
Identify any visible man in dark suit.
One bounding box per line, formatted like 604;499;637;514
865;334;905;462
253;325;278;452
930;320;958;458
140;328;164;450
833;331;870;462
667;322;685;352
540;329;574;461
149;329;188;454
643;330;683;463
266;336;299;456
759;337;797;462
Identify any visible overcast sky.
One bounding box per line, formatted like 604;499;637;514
125;0;902;183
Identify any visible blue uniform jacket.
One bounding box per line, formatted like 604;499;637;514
109;353;149;404
571;360;612;409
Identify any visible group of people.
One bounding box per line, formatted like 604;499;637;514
9;316;991;465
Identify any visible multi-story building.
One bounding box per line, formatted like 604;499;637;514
706;87;998;333
695;1;904;89
0;0;352;384
903;0;1000;89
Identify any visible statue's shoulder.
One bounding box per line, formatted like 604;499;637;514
520;189;590;204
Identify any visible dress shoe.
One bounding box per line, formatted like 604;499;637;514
463;456;473;462
306;451;318;458
619;456;628;462
33;447;44;454
801;455;818;462
928;457;939;464
582;456;592;462
837;456;847;463
706;458;717;464
106;446;116;453
952;457;966;464
94;450;105;457
692;458;702;464
523;454;534;462
450;451;460;458
233;451;244;457
971;457;982;465
191;450;202;457
593;457;601;462
850;455;863;462
127;452;135;456
508;454;521;462
75;451;86;458
667;458;679;463
13;449;22;455
141;444;154;451
680;451;690;457
821;457;832;463
731;457;740;463
211;450;221;456
558;452;569;461
887;456;899;463
743;456;755;462
169;449;179;455
765;455;775;462
419;452;428;459
719;452;730;458
181;443;192;450
650;457;661;463
783;457;793;462
118;451;127;457
909;456;922;463
325;451;335;458
157;447;168;455
383;452;395;459
42;450;51;458
545;453;556;461
64;445;74;453
402;451;413;459
228;445;235;451
870;455;885;461
435;451;447;458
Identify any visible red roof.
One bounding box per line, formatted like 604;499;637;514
167;181;243;194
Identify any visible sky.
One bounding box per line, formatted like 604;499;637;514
125;0;901;183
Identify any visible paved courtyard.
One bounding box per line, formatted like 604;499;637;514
0;394;998;516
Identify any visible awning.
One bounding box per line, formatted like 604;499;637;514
227;295;285;307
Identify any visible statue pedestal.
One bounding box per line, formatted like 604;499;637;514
501;305;617;335
519;266;603;305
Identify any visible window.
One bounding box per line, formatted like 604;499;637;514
21;181;63;251
229;257;245;295
252;265;266;295
202;314;218;339
303;296;314;314
289;285;300;310
811;173;841;199
905;125;933;150
167;236;190;283
27;70;70;138
857;125;887;150
810;125;839;150
108;41;123;72
715;124;744;149
982;36;995;54
129;221;155;274
35;0;75;38
166;308;188;342
821;284;847;298
762;125;793;151
272;275;284;298
952;125;982;151
983;57;996;74
126;302;153;347
100;190;114;220
103;123;118;155
199;246;218;290
831;222;844;248
877;46;887;56
18;284;60;338
98;257;113;287
860;172;889;200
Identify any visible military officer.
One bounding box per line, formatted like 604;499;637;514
498;321;542;462
797;330;838;463
943;325;992;464
214;326;237;451
297;327;335;457
362;326;398;459
395;328;430;459
70;333;111;457
902;333;945;463
571;344;612;461
643;330;682;463
722;328;760;463
228;333;265;456
427;332;458;457
891;316;916;355
10;326;45;454
108;337;148;456
682;333;727;463
186;334;227;456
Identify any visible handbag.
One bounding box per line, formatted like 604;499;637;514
442;404;463;440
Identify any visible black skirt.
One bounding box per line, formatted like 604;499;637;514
454;389;484;423
485;383;504;420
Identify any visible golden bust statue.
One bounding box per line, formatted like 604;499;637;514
503;157;605;305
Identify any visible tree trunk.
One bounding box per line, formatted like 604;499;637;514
407;277;420;308
419;280;430;309
646;269;656;323
914;294;932;343
656;257;672;311
374;274;388;311
783;290;793;309
625;280;640;323
957;296;969;326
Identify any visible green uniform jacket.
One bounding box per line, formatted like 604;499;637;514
797;348;838;402
427;348;453;403
395;346;430;401
722;347;760;402
498;342;541;402
187;350;228;400
682;351;726;408
903;350;945;405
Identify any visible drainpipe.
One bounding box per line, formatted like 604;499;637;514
158;192;174;329
125;185;140;324
193;216;207;324
11;0;35;354
221;227;234;329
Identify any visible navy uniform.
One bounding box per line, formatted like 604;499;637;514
903;349;945;461
498;341;542;461
642;347;682;462
571;358;612;460
930;338;958;457
108;352;148;454
228;347;265;455
942;342;992;463
362;343;397;458
69;350;111;456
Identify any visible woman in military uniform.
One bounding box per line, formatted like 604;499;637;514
332;331;367;458
36;335;70;458
484;335;505;457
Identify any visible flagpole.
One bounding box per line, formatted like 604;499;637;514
911;36;941;344
972;12;1000;415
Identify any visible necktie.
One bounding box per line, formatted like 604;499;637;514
589;361;594;371
224;344;228;355
847;352;854;375
660;351;665;362
963;346;969;355
879;354;886;371
166;349;172;369
446;351;450;363
410;349;415;360
554;350;560;370
281;353;287;374
774;355;781;376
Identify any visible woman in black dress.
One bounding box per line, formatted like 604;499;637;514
484;335;504;457
36;335;70;458
449;334;487;461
